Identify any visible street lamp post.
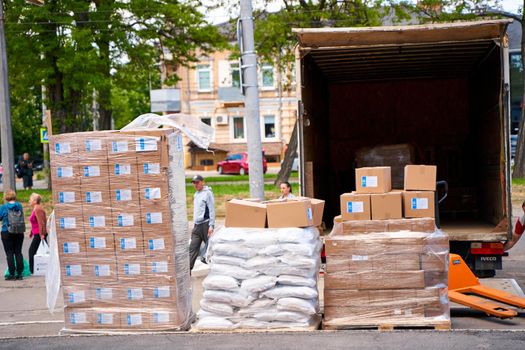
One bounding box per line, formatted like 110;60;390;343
0;1;16;191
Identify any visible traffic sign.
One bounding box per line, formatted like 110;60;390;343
40;128;49;144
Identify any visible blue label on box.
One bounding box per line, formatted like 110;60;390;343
120;238;125;250
66;265;71;276
57;167;63;177
146;213;152;224
55;143;61;154
60;218;65;229
112;141;118;152
95;265;100;276
347;202;353;213
86;192;91;203
138;138;145;151
59;192;64;203
153;288;159;298
307;207;313;220
148;239;154;250
127;315;132;325
114;164;120;175
144;163;149;174
411;198;417;210
145;188;151;200
89;237;94;248
361;176;367;187
68;293;75;304
127;289;132;300
116;190;121;201
83;166;89;177
85;140;92;152
124;264;129;275
118;215;123;227
89;216;94;227
63;243;69;253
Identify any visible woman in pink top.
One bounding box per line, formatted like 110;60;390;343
28;193;47;274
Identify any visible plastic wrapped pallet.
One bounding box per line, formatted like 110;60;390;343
47;114;212;333
323;218;450;329
194;227;322;330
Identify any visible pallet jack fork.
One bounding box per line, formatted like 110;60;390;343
448;254;525;318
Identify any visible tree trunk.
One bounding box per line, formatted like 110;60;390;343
94;0;113;130
512;4;525;178
274;121;298;186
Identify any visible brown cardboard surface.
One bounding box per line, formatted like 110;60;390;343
91;283;119;307
404;165;437;191
324;305;425;321
64;307;93;329
63;285;92;308
61;256;88;284
86;258;118;282
403;191;435;218
145;254;176;283
110;186;141;211
82;210;112;232
225;199;267;228
295;196;326;227
421;252;448;271
78;135;110;158
57;234;87;258
79;163;110;184
326;254;421;273
355;167;392;194
340;218;436;235
117;257;148;281
108;160;140;182
325;234;426;256
111;210;142;231
324;270;425;290
80;189;112;209
91;310;122;329
324;289;441;307
370;192;403;220
55;212;84;234
115;233;145;256
50;163;81;187
143;234;174;255
85;232;116;258
340;193;371;221
266;199;313;228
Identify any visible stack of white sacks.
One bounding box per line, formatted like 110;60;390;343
196;227;322;329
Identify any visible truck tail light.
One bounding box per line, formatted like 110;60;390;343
470;242;504;255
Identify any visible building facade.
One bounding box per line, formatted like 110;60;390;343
170;50;298;169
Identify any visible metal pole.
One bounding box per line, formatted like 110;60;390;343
0;1;16;192
239;0;264;200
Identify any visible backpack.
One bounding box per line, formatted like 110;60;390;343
7;208;25;234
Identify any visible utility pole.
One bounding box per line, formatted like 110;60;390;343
239;0;264;200
0;1;16;192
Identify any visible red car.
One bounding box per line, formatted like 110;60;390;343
217;152;267;175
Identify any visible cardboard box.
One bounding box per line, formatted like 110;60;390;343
111;186;142;211
63;285;91;308
146;310;179;329
143;234;174;255
50;164;81;187
421;252;448;271
115;233;145;257
370;192;403;220
324;270;425;290
86;258;118;282
144;283;177;302
112;210;141;231
326;254;421;273
80;163;110;183
340;193;371;221
54;188;82;207
266;199;313;228
91;283;119;307
295;197;326;227
355;167;392;194
145;254;176;283
324;289;436;307
55;212;84;234
341;218;435;234
57;234;87;258
137;159;168;183
325;233;426;256
324;305;425;322
121;311;147;329
92;311;122;329
141;210;172;234
61;257;88;284
225;199;267;228
82;211;112;232
404;165;437;191
64;307;92;329
79;135;109;157
108;160;139;182
117;257;147;280
403;191;435;218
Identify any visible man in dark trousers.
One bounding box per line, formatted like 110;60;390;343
189;175;215;270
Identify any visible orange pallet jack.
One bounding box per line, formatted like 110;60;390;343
448;254;525;318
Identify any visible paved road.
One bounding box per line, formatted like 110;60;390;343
1;330;524;350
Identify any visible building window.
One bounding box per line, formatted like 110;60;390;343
201;117;211;126
233;116;245;139
261;64;274;88
231;63;240;88
263;115;276;138
200;159;214;166
197;64;211;91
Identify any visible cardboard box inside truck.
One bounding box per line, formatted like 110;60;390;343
403;191;435;218
266;199;313;228
404;165;437;191
355;167;392;194
370;192;402;220
340;193;371;221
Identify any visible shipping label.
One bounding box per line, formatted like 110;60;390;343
68;291;85;304
114;163;131;175
307;207;313;221
83;166;100;177
69;312;87;325
127;314;142;326
85;139;102;152
146;212;163;224
59;192;75;203
352;255;369;261
89;216;106;228
65;264;82;276
57;166;73;178
151;261;168;273
59;217;76;229
144;187;161;200
94;264;111;277
361;176;378;188
120;238;137;250
115;189;132;201
148;238;165;251
347;201;364;213
111;141;128;153
411;198;429;210
176;134;183;152
96;288;113;300
135;137;158;151
89;236;107;249
55;143;71;154
153;286;171;298
117;214;134;227
97;313;114;325
153;312;170;324
124;263;141;275
127;288;143;300
143;163;160;175
63;242;80;254
86;191;103;203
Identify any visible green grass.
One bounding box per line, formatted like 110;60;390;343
185;172;298;183
0;189;53;214
513;178;525;186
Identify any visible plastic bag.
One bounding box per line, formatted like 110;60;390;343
240;275;277;294
202;275;239;291
276;227;317;243
195;316;236;329
277;298;317;315
277;275;317;287
257;264;316;278
211;263;259;280
45;211;61;313
210;255;247;267
243;256;280;269
3;258;31;278
203;290;255;308
238;298;276;316
259;244;286;256
254;310;310;323
34;240;50;276
262;286;318;300
199;299;235;316
212;244;258;259
279;254;317;269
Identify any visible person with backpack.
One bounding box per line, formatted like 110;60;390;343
0;190;26;280
27;193;47;274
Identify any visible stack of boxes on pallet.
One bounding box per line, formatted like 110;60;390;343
324;166;450;329
50;130;192;332
195;197;324;330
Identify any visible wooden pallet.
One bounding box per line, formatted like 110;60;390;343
322;320;451;331
191;314;321;333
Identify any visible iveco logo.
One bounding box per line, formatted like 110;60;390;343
480;257;497;261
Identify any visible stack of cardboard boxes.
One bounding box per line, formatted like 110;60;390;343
50;130;192;332
324;166;450;329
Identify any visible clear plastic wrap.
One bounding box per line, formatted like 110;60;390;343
197;227;322;330
49;128;196;332
324;218;450;328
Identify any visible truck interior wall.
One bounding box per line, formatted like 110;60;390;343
301;56;332;215
312;47;504;226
